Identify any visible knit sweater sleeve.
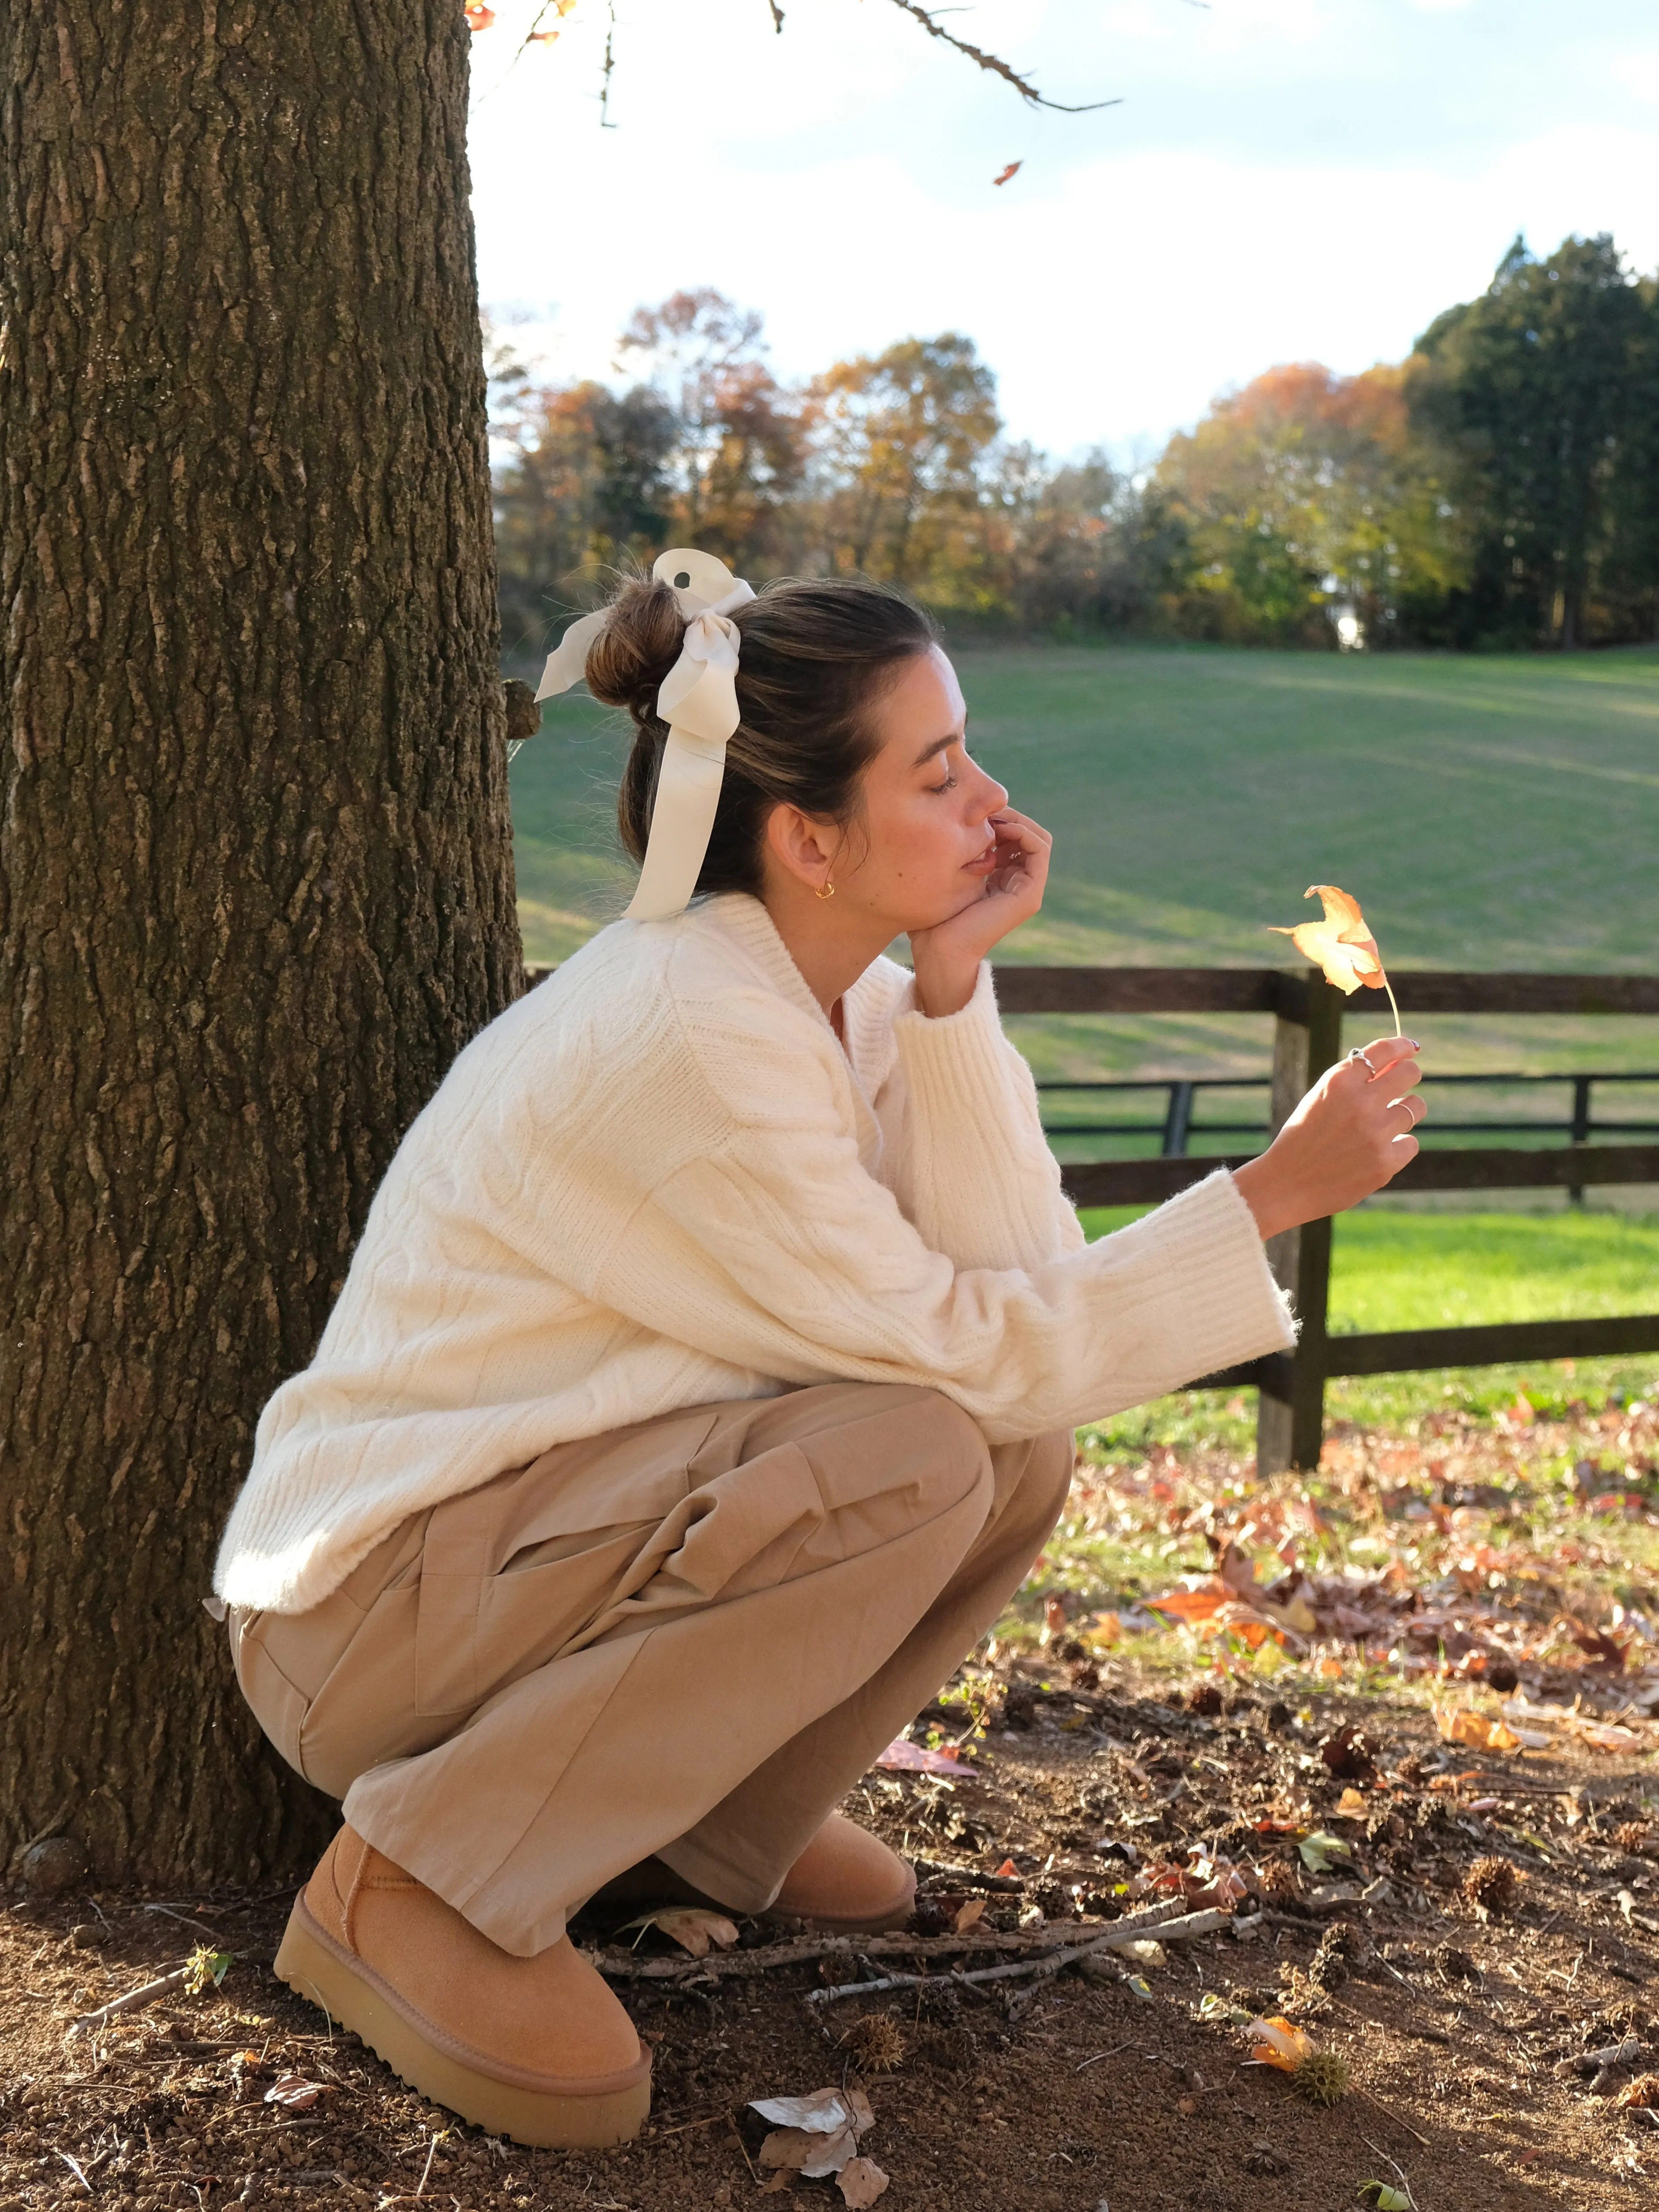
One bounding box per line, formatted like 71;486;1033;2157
597;990;1294;1445
880;961;1085;1273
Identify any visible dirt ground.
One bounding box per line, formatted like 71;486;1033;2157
4;1657;1657;2212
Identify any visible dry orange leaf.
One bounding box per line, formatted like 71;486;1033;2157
1269;885;1399;1029
953;1896;988;1935
464;3;496;26
1433;1703;1522;1753
992;161;1023;186
1247;2015;1316;2072
1148;1587;1229;1624
1335;1787;1369;1815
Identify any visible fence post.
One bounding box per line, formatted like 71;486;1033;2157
1568;1075;1591;1208
1161;1080;1194;1157
1256;971;1345;1474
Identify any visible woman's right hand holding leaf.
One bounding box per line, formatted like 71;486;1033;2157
1233;1036;1425;1243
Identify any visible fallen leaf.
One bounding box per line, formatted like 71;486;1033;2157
1579;1720;1643;1754
615;1906;739;1958
875;1738;977;1778
1335;1787;1369;1816
750;2089;873;2138
994;1858;1019;1878
760;2127;835;2174
1246;2015;1316;2073
954;1896;988;1934
1081;1610;1122;1647
263;2076;328;2111
1359;2185;1412;2210
1268;884;1388;997
1148;1587;1229;1624
837;2157;891;2207
1433;1703;1521;1752
1296;1830;1353;1873
992;161;1022;186
801;2128;859;2178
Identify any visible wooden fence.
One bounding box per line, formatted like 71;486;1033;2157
995;967;1659;1472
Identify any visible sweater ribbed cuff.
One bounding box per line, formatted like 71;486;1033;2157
890;962;1008;1122
1122;1169;1298;1384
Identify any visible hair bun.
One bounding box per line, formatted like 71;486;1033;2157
581;576;684;729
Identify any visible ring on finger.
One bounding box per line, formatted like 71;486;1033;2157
1347;1046;1379;1075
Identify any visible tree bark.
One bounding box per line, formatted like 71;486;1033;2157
0;3;520;1887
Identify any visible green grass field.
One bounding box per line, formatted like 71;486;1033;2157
508;642;1659;1382
509;639;1659;1071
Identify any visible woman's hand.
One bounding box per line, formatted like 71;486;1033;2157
1233;1036;1426;1242
909;808;1053;1018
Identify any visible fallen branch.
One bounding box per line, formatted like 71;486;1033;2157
804;1909;1234;2009
591;1895;1199;1985
65;1966;191;2041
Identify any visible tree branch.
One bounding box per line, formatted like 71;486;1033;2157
881;0;1120;113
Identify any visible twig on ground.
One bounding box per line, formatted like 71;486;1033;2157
66;1966;191;2040
1074;2042;1132;2074
592;1895;1202;1985
1358;2087;1430;2149
805;1911;1232;2008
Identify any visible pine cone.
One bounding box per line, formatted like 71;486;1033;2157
1462;1855;1521;1919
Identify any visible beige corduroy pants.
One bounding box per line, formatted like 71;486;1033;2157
230;1382;1073;1956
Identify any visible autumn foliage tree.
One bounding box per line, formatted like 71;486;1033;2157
1154;362;1462;646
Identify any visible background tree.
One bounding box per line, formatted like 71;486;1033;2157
493;378;678;655
813;334;1001;593
1154;362;1461;647
1411;234;1659;648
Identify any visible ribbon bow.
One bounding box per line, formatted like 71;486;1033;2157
534;548;756;921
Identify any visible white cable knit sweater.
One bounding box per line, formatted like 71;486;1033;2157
214;893;1294;1614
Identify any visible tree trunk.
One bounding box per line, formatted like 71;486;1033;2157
0;3;520;1888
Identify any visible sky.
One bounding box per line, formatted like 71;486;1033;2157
467;0;1659;461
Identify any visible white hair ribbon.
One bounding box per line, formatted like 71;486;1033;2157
533;547;756;922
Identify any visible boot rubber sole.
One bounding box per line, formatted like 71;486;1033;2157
274;1898;650;2149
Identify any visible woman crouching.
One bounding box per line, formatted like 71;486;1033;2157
213;553;1424;2147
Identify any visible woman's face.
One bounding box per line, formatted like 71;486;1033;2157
833;646;1010;935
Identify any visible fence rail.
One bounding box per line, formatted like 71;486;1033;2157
997;967;1659;1470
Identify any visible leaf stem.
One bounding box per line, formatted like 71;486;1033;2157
1383;980;1402;1039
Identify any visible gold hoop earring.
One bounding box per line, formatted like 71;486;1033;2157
815;879;836;901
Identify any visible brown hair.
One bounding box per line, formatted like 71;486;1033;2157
582;573;940;899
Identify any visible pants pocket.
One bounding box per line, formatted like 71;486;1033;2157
411;1406;727;1717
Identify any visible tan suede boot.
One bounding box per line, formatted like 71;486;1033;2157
769;1814;916;1931
274;1827;649;2147
594;1813;916;1934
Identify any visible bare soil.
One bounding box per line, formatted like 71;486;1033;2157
4;1664;1656;2212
